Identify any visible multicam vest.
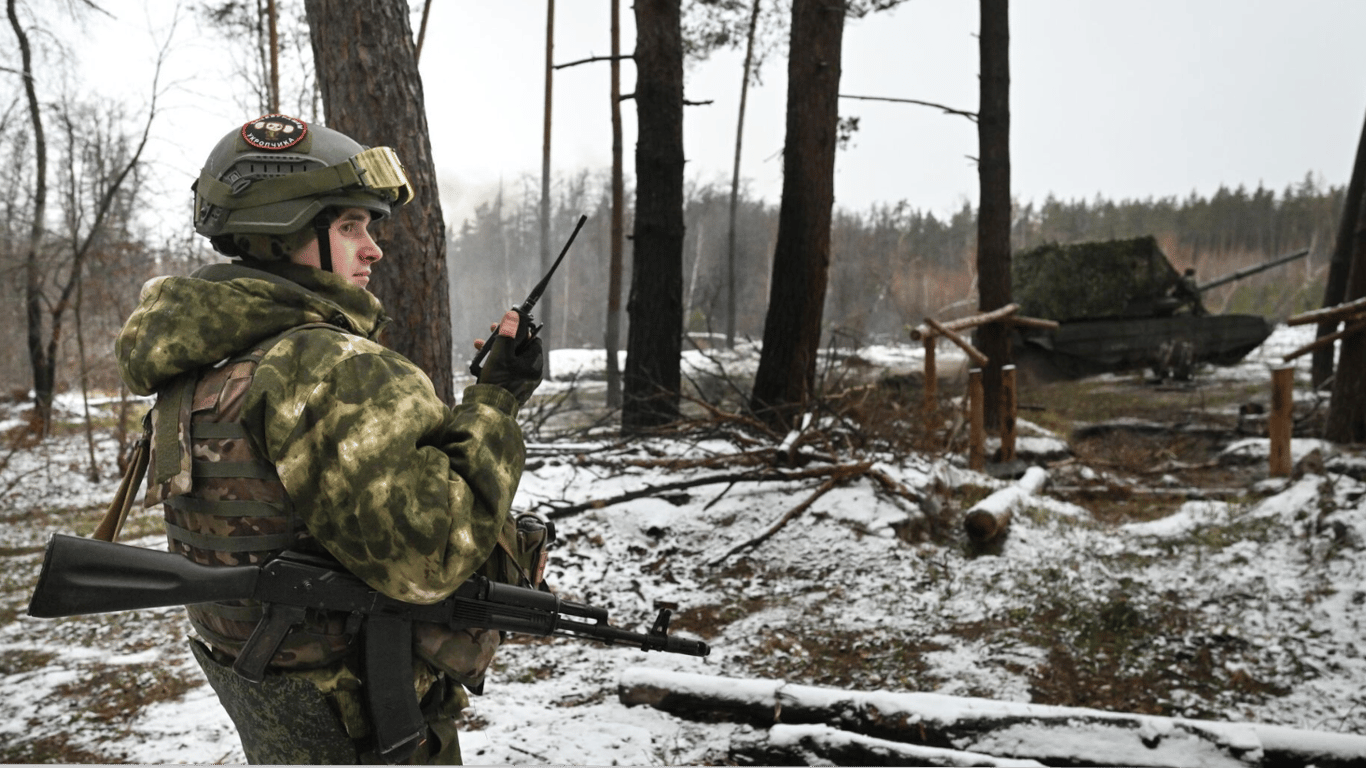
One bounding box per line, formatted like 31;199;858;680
146;323;553;691
146;324;354;669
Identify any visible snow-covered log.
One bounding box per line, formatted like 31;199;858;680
729;723;1046;767
963;466;1047;543
618;669;1366;768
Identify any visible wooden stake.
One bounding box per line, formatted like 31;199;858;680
1000;364;1017;462
969;368;985;471
1269;365;1293;477
923;335;937;429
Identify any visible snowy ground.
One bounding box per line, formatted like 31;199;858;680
0;324;1363;765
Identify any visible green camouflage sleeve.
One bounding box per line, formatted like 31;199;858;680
253;334;526;604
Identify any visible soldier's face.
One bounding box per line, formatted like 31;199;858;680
290;208;383;290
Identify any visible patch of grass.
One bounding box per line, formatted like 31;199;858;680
734;626;948;691
0;648;56;675
53;662;199;723
0;733;123;764
1060;487;1186;525
670;597;768;640
952;583;1292;719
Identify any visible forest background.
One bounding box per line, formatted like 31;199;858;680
0;0;1350;409
0;162;1341;398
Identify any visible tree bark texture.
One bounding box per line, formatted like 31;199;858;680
748;0;845;430
304;0;453;403
1313;106;1366;389
540;0;555;378
976;0;1012;433
606;0;625;408
726;0;762;350
1325;188;1366;443
10;0;52;430
623;0;685;431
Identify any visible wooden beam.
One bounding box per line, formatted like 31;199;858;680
910;303;1019;341
924;317;989;366
1286;296;1366;326
1283;317;1366;361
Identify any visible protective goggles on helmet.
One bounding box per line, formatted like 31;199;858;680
195;146;414;213
349;147;414;206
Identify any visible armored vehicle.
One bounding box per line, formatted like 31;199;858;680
1011;236;1308;379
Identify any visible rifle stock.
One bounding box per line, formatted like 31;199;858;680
27;534;258;617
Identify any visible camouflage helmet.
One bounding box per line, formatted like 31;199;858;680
192;115;413;256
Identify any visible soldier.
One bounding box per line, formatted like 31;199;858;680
115;114;543;764
1174;267;1206;316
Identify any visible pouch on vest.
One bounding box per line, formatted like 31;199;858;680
413;511;556;694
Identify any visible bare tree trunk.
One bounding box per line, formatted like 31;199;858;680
414;0;433;63
267;0;280;112
725;0;762;350
606;0;625;408
10;0;51;433
1313;106;1366;389
75;274;99;481
749;0;845;430
1325;189;1366;443
541;0;556;379
623;0;685;431
976;0;1012;434
304;0;453;402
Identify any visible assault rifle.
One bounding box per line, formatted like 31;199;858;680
27;534;709;763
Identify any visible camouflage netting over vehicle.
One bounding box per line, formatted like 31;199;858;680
1013;236;1182;322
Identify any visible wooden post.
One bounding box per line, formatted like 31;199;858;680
968;368;985;471
923;335;937;428
1000;364;1017;462
1269;365;1293;477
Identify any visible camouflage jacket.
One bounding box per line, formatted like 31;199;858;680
116;260;526;604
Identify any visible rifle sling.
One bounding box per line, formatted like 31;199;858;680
94;412;152;543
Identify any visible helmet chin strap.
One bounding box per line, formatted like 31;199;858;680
312;213;334;274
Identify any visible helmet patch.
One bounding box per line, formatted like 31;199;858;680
241;115;308;151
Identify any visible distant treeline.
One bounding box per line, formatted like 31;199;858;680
8;173;1338;396
447;172;1343;350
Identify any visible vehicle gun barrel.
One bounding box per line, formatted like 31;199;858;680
1197;249;1310;293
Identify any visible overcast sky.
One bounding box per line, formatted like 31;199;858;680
66;0;1366;234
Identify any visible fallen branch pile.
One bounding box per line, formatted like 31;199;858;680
618;668;1366;767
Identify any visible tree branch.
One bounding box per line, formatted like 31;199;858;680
539;463;867;520
555;53;634;70
839;93;978;122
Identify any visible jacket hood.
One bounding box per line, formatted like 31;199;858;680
117;260;389;396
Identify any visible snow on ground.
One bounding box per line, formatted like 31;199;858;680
0;324;1363;765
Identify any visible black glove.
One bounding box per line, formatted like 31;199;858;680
478;310;544;406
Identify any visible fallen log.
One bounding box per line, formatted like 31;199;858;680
618;668;1366;768
963;466;1048;543
730;723;1045;767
